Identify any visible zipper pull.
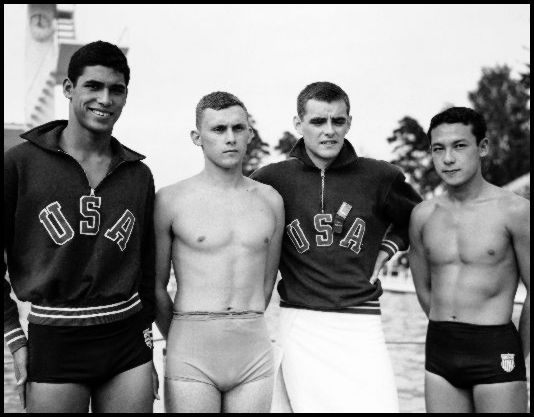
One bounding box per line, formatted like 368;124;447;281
90;188;95;197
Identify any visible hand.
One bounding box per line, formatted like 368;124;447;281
152;361;160;401
13;346;28;409
369;250;390;285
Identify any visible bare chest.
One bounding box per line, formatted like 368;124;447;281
173;194;276;250
422;206;510;264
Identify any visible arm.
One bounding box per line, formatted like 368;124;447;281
371;171;422;283
381;171;422;257
139;173;156;329
153;188;175;339
408;203;432;317
4;150;28;408
263;189;285;309
509;198;530;358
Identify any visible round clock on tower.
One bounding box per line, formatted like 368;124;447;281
29;12;55;41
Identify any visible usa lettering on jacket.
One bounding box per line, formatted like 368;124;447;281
39;197;135;251
286;214;366;254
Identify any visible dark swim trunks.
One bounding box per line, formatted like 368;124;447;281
27;311;153;385
425;320;526;388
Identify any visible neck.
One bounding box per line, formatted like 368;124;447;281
446;170;487;203
201;159;246;189
60;117;112;159
305;148;331;171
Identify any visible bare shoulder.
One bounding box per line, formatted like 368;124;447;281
246;177;284;211
411;197;440;225
492;186;530;230
155;175;203;211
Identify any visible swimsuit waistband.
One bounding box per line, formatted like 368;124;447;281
173;310;264;320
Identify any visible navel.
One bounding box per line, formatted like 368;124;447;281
488;249;495;256
264;237;270;244
197;236;206;243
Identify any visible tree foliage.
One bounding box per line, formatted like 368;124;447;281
275;131;298;158
386;116;440;196
243;115;270;176
468;65;530;186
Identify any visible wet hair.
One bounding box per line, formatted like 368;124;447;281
297;81;350;119
427;107;487;145
195;91;248;128
68;40;130;86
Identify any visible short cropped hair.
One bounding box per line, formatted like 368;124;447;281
427;107;487;145
297;82;350;119
195;91;248;128
68;40;130;86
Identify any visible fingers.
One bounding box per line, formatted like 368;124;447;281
16;378;26;409
152;369;160;400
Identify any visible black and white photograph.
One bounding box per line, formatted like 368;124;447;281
4;4;530;413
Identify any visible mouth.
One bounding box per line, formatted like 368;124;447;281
223;150;239;154
320;140;338;146
442;169;460;175
89;108;114;118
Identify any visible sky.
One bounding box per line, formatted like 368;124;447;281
4;4;530;189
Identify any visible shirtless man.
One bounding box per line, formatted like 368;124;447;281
154;92;284;413
409;107;530;413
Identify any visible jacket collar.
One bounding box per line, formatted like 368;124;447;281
288;138;358;170
20;120;146;162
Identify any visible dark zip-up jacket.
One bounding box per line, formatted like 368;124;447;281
251;138;421;314
4;120;155;353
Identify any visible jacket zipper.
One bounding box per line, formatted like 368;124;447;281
57;149;126;194
320;169;325;214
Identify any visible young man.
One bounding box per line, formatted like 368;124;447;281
154;92;284;413
251;82;421;412
409;107;530;413
4;41;157;413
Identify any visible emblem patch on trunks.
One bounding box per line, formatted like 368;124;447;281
143;328;153;349
500;353;515;373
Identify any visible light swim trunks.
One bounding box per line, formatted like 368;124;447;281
165;311;274;392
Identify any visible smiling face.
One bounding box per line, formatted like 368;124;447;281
294;99;352;169
63;65;127;135
430;123;488;187
191;105;253;170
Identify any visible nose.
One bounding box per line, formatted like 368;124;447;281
324;119;335;136
443;148;455;164
225;130;236;145
98;89;112;106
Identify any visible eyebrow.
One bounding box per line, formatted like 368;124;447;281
83;80;126;90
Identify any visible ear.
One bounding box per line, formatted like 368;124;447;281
293;115;303;136
63;78;74;100
247;126;254;145
479;137;489;158
190;130;202;147
347;114;353;130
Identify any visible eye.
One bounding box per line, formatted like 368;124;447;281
455;143;467;149
332;118;346;126
431;147;443;153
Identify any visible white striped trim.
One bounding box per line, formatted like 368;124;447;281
382;239;399;253
29;299;141;320
4;328;23;338
6;335;26;345
347;305;380;309
31;292;139;312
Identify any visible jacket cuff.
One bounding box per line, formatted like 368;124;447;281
4;327;28;355
380;239;400;260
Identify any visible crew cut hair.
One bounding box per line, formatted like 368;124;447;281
297;81;350;118
195;91;248;128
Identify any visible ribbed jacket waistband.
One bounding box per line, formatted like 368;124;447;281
280;300;381;315
28;292;143;326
